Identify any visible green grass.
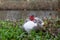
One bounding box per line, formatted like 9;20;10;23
0;19;60;40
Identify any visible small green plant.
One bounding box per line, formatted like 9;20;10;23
0;18;60;40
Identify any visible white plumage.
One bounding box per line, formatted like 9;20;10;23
23;17;44;33
34;17;44;27
23;21;37;33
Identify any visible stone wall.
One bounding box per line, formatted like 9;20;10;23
0;10;58;21
0;0;59;21
0;0;58;10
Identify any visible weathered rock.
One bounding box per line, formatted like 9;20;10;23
0;0;58;10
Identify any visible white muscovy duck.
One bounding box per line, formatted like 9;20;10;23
23;15;44;33
23;21;37;33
